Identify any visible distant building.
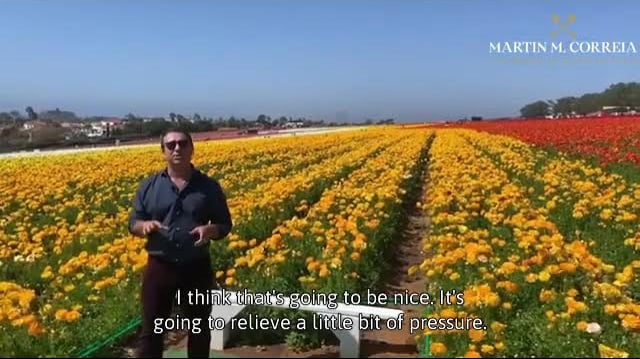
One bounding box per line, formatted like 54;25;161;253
601;106;638;116
21;120;48;131
587;111;605;117
283;120;304;128
101;118;124;129
60;122;77;128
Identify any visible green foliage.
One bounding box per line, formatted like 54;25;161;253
521;81;640;117
520;100;551;118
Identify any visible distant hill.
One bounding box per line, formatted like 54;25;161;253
520;82;640;118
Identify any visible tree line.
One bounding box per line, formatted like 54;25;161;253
520;82;640;118
113;114;320;138
0;109;394;152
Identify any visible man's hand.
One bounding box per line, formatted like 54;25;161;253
191;222;219;247
141;220;167;236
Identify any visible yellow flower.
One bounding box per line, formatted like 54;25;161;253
546;200;556;210
480;345;495;355
538;270;551;282
490;321;506;334
598;344;629;358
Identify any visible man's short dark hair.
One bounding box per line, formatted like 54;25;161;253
160;127;193;151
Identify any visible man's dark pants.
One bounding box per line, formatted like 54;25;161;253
138;255;214;358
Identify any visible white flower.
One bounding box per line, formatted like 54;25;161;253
586;322;602;335
477;254;489;263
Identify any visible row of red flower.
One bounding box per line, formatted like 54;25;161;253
437;116;640;167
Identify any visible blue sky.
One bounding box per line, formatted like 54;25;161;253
0;0;639;123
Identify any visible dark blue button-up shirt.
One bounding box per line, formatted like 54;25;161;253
128;165;233;264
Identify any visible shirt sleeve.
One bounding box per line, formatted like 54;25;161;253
209;181;233;239
128;178;152;234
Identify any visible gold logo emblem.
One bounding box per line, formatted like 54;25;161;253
551;14;577;40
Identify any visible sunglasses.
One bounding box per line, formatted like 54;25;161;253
164;139;190;151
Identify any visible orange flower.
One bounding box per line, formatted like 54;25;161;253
621;315;640;331
28;321;44;336
469;329;486;343
64;310;81;322
539;289;556;302
430;342;447;355
464;350;482;358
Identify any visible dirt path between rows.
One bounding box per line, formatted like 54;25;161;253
358;164;431;358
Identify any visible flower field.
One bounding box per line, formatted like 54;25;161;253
457;116;640;168
1;121;639;358
415;128;639;358
0;127;433;356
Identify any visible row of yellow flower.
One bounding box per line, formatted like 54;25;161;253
414;129;637;358
218;135;355;195
221;131;396;238
0;131;374;267
462;130;640;231
225;130;431;294
42;130;382;281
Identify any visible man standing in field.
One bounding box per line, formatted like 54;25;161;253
128;128;233;358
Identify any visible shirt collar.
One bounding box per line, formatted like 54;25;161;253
161;163;199;180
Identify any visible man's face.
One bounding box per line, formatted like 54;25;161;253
162;132;193;166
